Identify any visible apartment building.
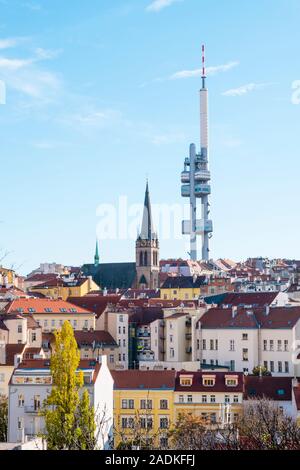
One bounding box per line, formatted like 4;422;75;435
4;298;96;332
196;306;300;376
29;276;99;301
8;356;113;449
74;330;119;369
112;370;176;449
174;371;244;426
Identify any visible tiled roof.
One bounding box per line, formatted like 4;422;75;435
199;306;300;329
74;330;118;347
175;371;244;393
220;292;278;307
31;278;89;289
244;376;293;401
68;295;121;318
25;274;58;283
112;370;176;390
128;307;164;325
4;298;94;315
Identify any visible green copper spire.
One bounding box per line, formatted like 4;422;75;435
94;240;99;266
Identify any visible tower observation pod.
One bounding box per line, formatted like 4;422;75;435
181;45;213;261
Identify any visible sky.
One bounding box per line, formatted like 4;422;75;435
0;0;300;275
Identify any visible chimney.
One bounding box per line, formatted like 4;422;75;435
265;305;270;316
232;306;238;319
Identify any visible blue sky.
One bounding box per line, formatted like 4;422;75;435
0;0;300;275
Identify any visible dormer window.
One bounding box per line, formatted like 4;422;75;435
180;375;193;387
202;375;216;387
225;375;238;387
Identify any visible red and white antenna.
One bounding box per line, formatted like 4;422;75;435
202;44;206;78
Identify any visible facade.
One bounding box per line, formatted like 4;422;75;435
160;276;232;301
8;357;114;449
112;370;176;449
4;298;96;332
74;330;119;370
196;306;300;376
174;371;244;426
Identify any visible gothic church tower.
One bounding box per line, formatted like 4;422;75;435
136;182;159;289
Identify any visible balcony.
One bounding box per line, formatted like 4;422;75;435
25;406;41;414
137;331;150;338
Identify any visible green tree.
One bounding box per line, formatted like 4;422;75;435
252;366;272;377
0;396;8;442
41;321;96;450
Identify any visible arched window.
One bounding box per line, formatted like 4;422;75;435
144;251;148;266
140;252;144;266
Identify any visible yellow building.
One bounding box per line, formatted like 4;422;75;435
160;276;233;301
30;277;99;301
174;371;244;426
112;370;176;449
0;267;15;287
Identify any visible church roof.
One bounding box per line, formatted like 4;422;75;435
81;263;136;290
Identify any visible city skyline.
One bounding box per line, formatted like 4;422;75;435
1;0;300;274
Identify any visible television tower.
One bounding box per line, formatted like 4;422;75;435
181;45;213;261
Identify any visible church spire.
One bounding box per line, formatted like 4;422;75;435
94;240;99;266
140;181;155;241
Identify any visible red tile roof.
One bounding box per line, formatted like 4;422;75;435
112;370;176;390
175;371;244;393
244;376;293;401
5;343;26;366
25;274;58;283
74;330;118;347
4;298;94;315
68;295;121;318
220;292;278;307
199;306;300;329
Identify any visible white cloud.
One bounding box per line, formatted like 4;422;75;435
169;61;239;80
222;83;267;97
34;47;62;60
0;37;27;49
0;57;33;70
146;0;182;13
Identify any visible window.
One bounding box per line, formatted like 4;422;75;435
215;339;218;350
270;340;274;351
18;394;24;407
17;324;22;334
233;395;239;403
285;361;289;373
122;400;128;409
203;378;215;387
187;395;193;403
170;348;174;358
84;320;88;329
278;361;282;373
140;399;152;409
197;339;200;350
160;400;168;410
277;340;282;351
202;339;206;350
270;361;274;373
233;413;239;423
242;349;248;361
284;340;288;352
118;326;121;334
17;418;23;430
160;437;168;448
123;339;126;347
109;355;114;363
32;332;37;342
179;395;184;403
242;333;248;341
225;395;230;404
123;327;126;334
118;339;121;346
119;315;123;323
230;360;235;372
210;395;216;403
210;360;214;366
226;378;238;387
263;340;267;351
230;340;235;351
202;395;207;403
140;417;153;429
264;361;268;369
170;335;173;343
160;418;169;429
118;354;121;361
180;378;192;386
210;339;214;350
122;353;126;361
210;413;217;424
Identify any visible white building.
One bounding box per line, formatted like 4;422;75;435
8;356;113;449
196;306;300;376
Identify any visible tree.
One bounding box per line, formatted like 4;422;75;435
41;321;96;450
252;366;272;377
237;398;300;450
0;396;8;442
